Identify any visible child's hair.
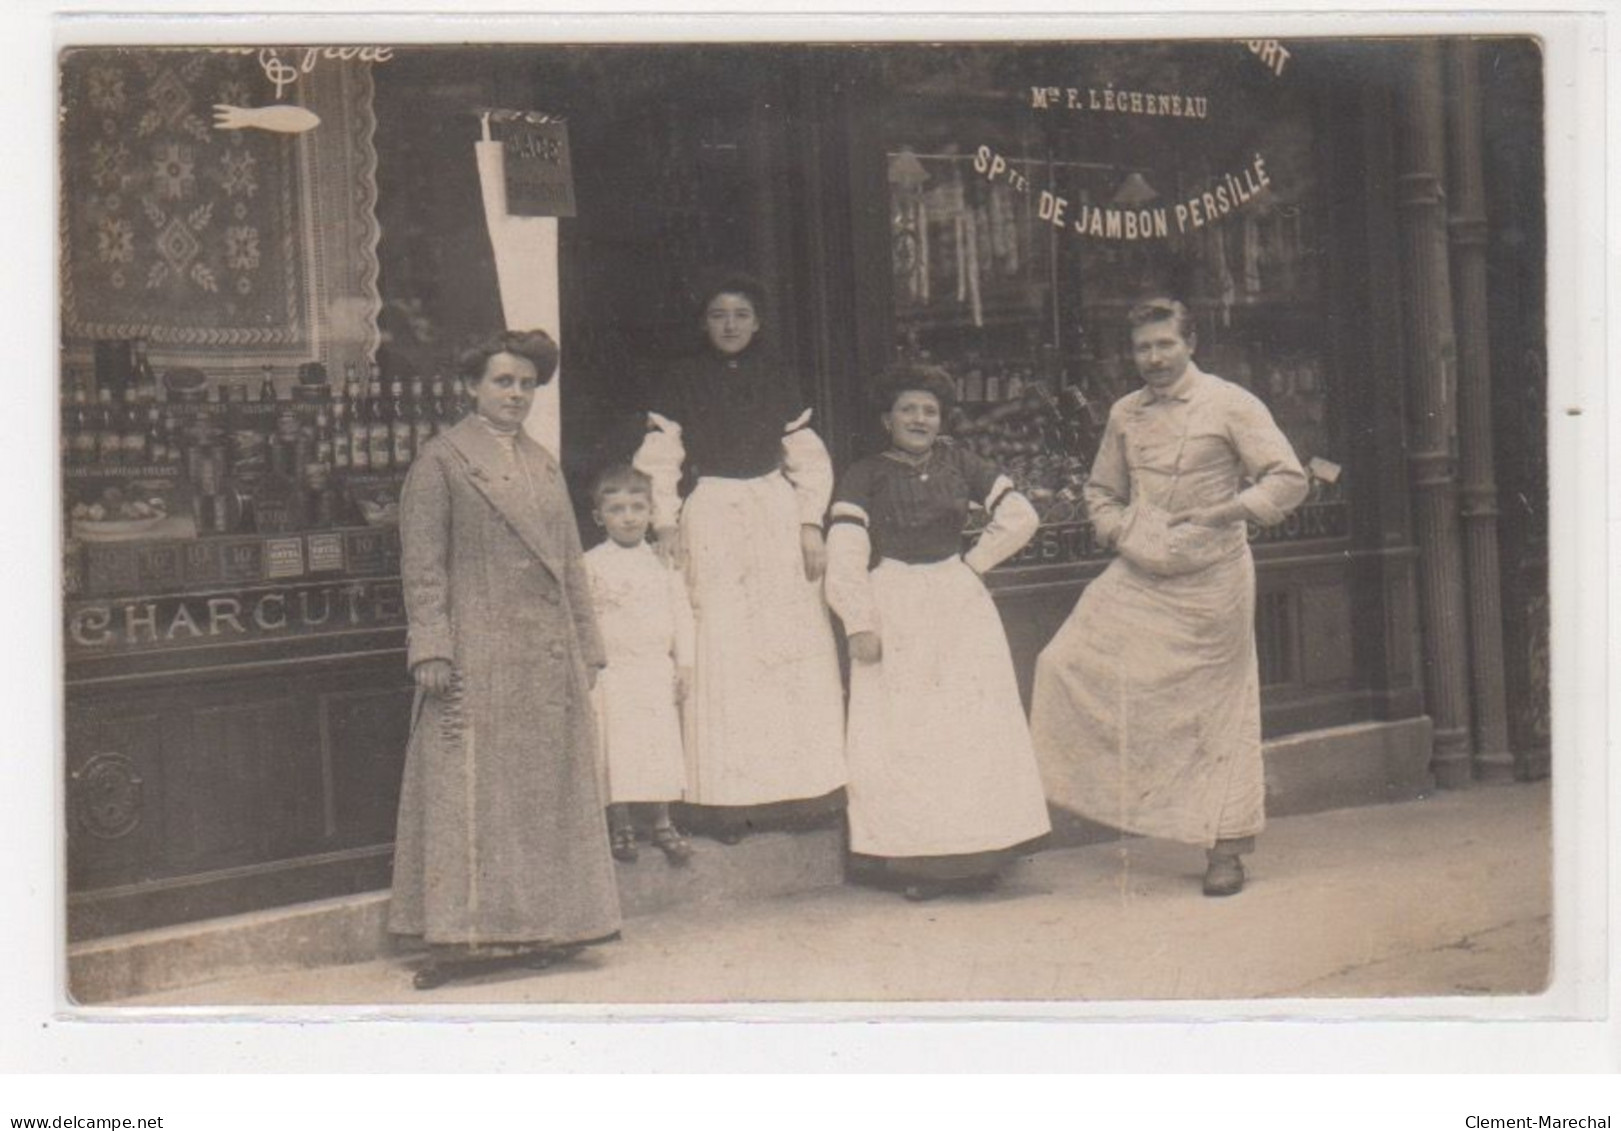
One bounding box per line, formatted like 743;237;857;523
592;463;653;506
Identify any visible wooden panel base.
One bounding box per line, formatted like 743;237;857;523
69;845;394;944
67;646;412;941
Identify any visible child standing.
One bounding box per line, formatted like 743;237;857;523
584;465;696;864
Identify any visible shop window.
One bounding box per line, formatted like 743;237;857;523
880;43;1348;564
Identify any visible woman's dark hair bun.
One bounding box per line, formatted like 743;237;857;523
872;361;958;414
457;329;560;384
693;270;769;321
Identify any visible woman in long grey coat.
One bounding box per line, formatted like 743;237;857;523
389;330;621;990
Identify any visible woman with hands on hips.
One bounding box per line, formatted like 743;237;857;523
825;364;1051;901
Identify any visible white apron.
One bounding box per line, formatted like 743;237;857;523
846;556;1051;859
680;473;847;806
1032;547;1265;847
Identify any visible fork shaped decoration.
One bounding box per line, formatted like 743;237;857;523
212;104;322;134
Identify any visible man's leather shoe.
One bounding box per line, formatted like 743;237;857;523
1202;853;1245;897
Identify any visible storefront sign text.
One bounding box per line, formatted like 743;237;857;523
1029;86;1209;119
1246;501;1349;545
999;521;1108;568
976;147;1272;241
1244;39;1292;78
66;580;406;657
250;46;396;100
1170;153;1272;232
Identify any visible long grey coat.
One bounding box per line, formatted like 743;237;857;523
388;416;621;948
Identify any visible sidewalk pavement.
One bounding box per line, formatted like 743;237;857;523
117;779;1550;1007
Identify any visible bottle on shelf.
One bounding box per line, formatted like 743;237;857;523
94;388;120;466
120;382;147;464
111;385;133;460
304;462;335;530
70;377;97;466
259;364;278;404
132;339;159;405
330;397;351;472
389;374;413;468
269;407;301;480
367;363;391;471
193;458;217;534
447;373;464;429
161;408;184;467
314;406;334;468
144;403;166;465
409;377;434;454
261;391;281;469
1005;365;1026;401
348;371;372;473
195;455;239;535
432;373;455;432
984;361;1003;403
961;352;985;404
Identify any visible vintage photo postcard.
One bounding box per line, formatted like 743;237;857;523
8;1;1612;1076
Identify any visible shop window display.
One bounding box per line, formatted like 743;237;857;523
882;43;1347;563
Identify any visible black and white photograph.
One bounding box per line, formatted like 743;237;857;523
6;0;1616;1091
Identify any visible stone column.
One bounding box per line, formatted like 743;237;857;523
1396;42;1475;787
1446;40;1516;781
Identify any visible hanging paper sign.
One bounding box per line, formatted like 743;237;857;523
492;113;577;218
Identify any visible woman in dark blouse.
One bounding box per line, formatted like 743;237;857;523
633;275;846;841
826;364;1051;900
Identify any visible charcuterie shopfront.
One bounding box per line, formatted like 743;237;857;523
59;37;1546;958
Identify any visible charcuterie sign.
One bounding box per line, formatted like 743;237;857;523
66;580;406;657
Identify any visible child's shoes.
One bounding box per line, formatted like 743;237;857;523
651;824;694;865
611;825;639;863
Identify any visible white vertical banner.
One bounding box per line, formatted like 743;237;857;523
474;136;562;457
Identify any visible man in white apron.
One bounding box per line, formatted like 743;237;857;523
1032;297;1308;896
